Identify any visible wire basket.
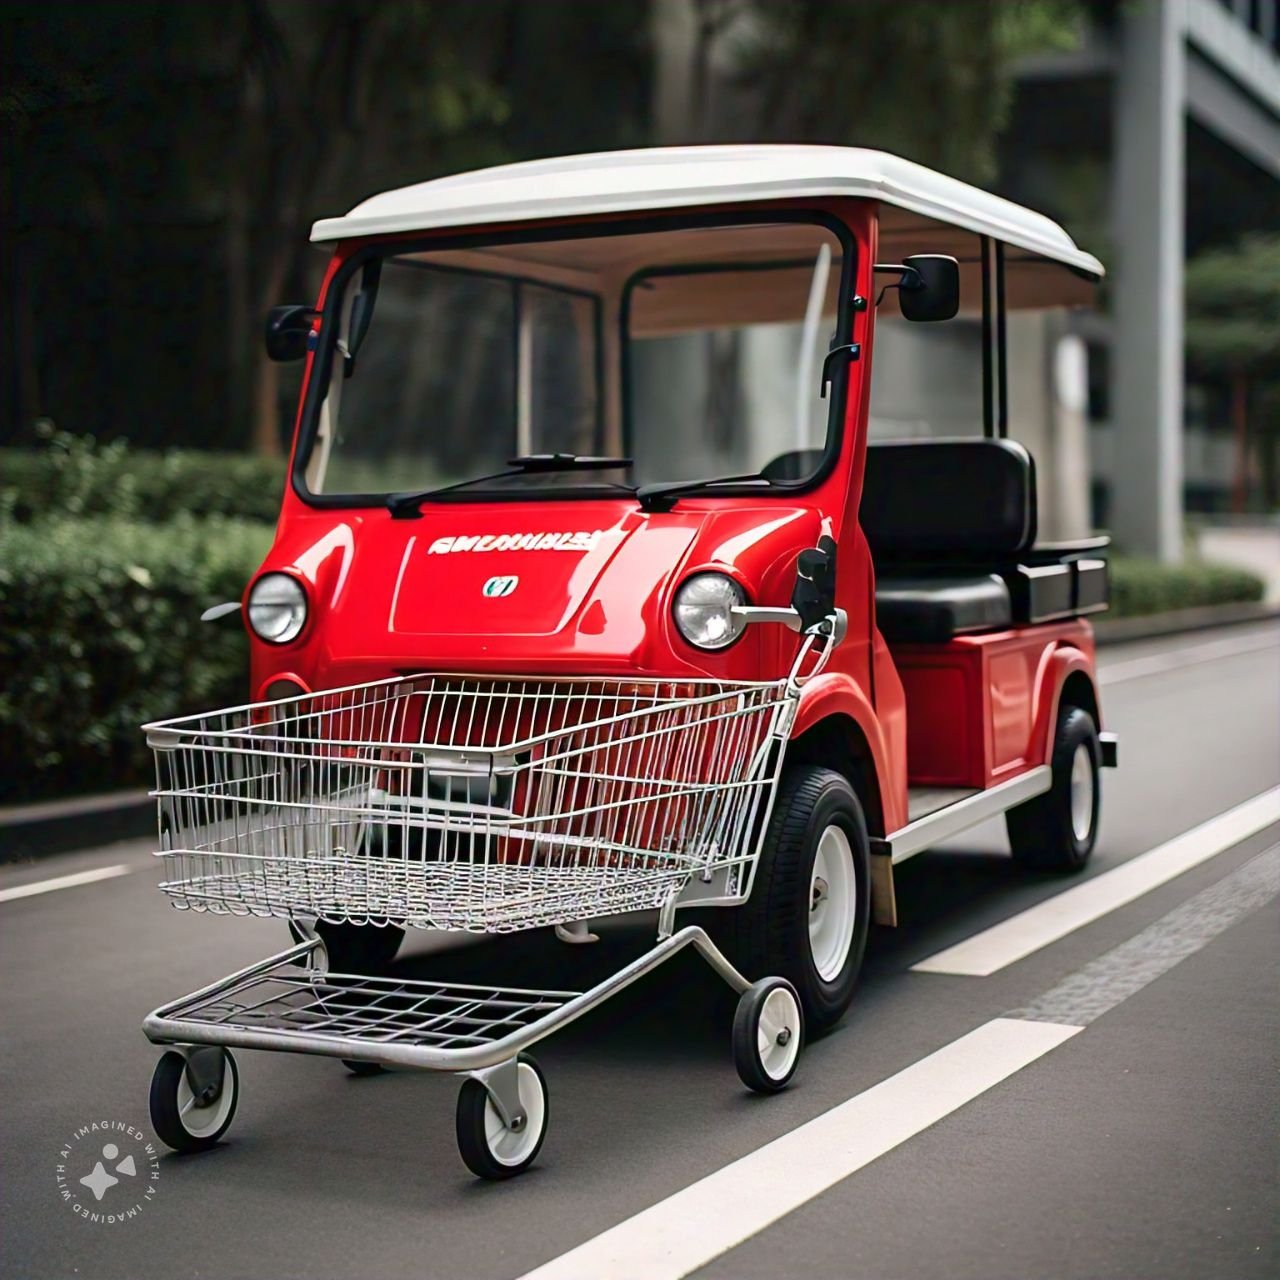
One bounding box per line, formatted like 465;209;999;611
146;672;796;933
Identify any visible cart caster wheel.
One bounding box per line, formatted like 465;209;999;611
456;1054;548;1180
149;1048;239;1153
733;978;803;1094
342;1059;385;1077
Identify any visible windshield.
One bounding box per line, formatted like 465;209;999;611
301;220;850;500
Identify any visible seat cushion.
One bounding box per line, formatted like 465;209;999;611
875;574;1013;644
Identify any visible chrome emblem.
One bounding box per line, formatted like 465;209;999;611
482;575;519;598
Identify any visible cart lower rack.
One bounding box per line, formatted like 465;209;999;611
142;631;833;1177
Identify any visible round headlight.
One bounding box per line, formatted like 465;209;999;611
247;573;308;644
673;573;747;650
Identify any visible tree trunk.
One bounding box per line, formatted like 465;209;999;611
252;354;284;459
249;249;292;457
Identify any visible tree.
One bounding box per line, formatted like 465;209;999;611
3;0;1093;456
648;0;1092;183
1185;235;1280;511
226;1;514;454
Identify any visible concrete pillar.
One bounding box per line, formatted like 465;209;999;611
1110;0;1186;562
1007;313;1092;541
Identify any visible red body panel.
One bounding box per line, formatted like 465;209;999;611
244;197;1100;842
890;622;1096;790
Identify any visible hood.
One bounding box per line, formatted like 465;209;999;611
392;512;650;638
274;498;821;675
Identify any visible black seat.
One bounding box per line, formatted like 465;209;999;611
861;438;1107;642
875;574;1012;644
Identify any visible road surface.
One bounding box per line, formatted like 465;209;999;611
2;621;1277;1280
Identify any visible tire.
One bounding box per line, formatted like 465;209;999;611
732;977;803;1093
288;919;404;973
455;1055;548;1180
1007;706;1101;872
150;1049;239;1154
711;765;871;1034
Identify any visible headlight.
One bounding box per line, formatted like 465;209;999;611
673;573;747;650
247;573;307;644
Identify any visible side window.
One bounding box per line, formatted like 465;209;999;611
867;231;984;440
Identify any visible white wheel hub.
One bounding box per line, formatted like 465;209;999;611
756;986;801;1081
176;1056;236;1139
1070;743;1094;842
808;823;856;982
483;1062;545;1167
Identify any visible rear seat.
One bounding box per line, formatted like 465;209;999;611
859;438;1108;644
873;574;1012;644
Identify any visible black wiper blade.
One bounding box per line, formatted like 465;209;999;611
635;473;771;513
388;455;633;517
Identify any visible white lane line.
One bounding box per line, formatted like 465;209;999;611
911;786;1280;977
0;864;131;903
1099;631;1279;686
517;1018;1079;1280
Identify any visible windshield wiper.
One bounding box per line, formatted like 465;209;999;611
635;473;771;514
388;455;633;517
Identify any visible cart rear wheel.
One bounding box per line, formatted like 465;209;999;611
455;1055;548;1180
1006;707;1101;872
733;978;803;1093
149;1049;239;1153
342;1059;385;1077
709;766;870;1034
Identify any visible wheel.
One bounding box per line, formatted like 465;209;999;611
455;1055;548;1180
288;919;404;973
709;766;871;1034
1007;706;1101;872
733;977;803;1093
149;1049;239;1153
342;1059;385;1077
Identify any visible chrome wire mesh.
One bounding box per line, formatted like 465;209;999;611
160;954;580;1053
146;673;794;932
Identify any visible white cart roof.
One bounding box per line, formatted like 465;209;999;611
311;145;1103;279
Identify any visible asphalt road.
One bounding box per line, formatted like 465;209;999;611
2;621;1278;1280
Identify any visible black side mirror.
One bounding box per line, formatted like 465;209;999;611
265;305;316;362
899;255;960;322
791;535;838;631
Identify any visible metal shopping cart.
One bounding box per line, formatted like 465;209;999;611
142;626;835;1177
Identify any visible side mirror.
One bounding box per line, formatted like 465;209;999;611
791;535;837;632
899;255;960;323
265;305;316;362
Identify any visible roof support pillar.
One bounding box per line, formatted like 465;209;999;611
1109;0;1186;562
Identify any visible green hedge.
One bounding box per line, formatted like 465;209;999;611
0;431;286;525
0;516;273;801
1109;556;1266;619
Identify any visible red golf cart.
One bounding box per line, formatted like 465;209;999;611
143;146;1116;1178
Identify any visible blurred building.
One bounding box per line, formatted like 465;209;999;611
1000;0;1280;559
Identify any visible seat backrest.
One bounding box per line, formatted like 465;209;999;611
860;438;1037;560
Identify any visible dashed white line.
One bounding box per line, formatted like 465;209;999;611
0;864;132;903
910;786;1280;976
517;1018;1080;1280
